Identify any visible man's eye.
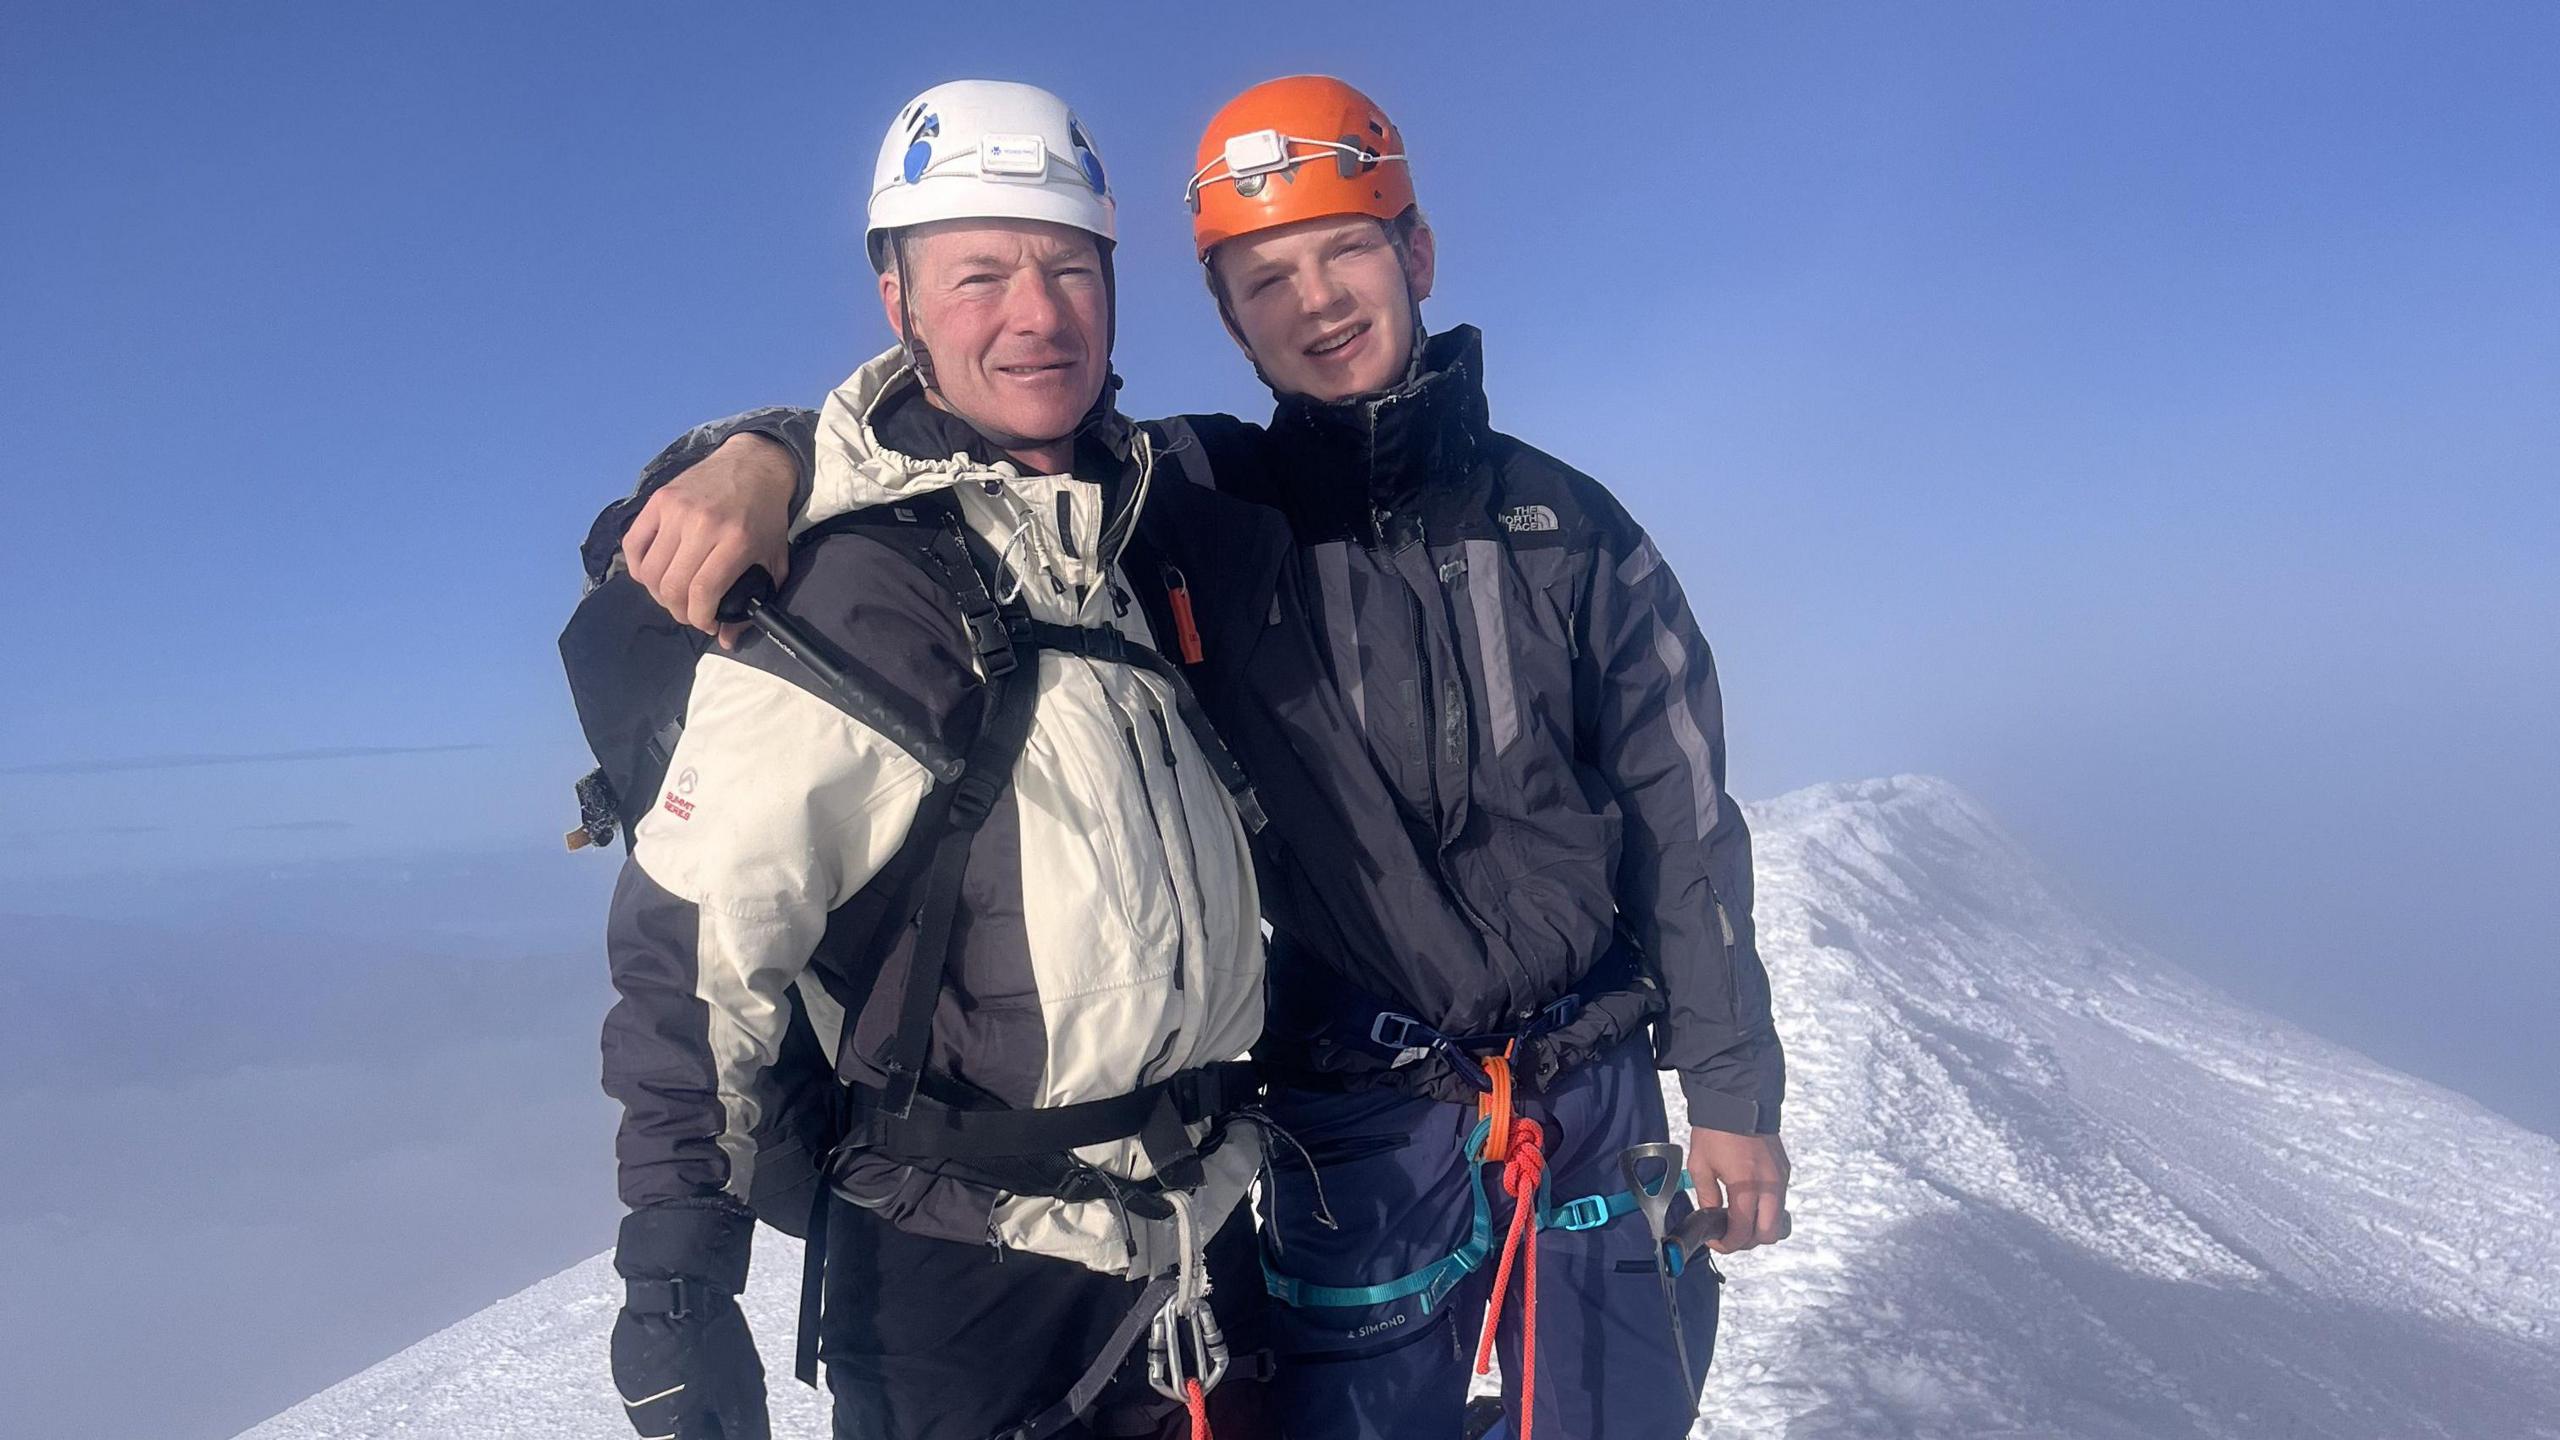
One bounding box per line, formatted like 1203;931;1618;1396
1247;276;1281;299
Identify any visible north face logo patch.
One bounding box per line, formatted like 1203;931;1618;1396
1500;504;1559;533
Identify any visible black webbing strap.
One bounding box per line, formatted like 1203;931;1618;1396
849;1061;1259;1162
993;1272;1181;1440
1022;619;1266;834
794;1176;832;1386
874;507;1037;1120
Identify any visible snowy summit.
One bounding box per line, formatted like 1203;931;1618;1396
239;776;2560;1440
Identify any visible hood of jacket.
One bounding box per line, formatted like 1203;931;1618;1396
806;346;1156;622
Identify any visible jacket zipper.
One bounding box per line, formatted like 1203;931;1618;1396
1377;508;1503;946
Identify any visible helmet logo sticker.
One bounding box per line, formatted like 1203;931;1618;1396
1070;118;1108;195
901;110;940;185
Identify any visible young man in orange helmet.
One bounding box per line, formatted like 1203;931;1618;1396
591;76;1788;1439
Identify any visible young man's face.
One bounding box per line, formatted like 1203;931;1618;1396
1210;213;1436;402
881;217;1110;449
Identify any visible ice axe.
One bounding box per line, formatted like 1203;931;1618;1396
1621;1144;1799;1408
1621;1142;1703;1406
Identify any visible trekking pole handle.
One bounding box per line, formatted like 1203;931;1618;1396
715;566;779;625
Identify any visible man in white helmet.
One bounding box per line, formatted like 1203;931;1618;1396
585;81;1280;1440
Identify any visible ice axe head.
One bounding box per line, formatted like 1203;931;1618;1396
1620;1142;1686;1240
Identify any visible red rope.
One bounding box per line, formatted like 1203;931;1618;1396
1185;1376;1212;1440
1471;1116;1548;1440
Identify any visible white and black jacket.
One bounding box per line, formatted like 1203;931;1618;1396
600;350;1266;1278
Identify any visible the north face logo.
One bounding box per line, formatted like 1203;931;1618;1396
1500;504;1559;533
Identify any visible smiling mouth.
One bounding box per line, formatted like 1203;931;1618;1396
1304;323;1369;358
995;360;1077;378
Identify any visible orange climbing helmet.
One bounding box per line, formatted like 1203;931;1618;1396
1185;75;1416;260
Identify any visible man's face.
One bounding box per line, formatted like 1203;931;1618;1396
1210;213;1436;402
881;217;1110;448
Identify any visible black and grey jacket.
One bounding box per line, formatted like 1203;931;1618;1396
611;326;1784;1135
599;350;1266;1279
1166;327;1780;1133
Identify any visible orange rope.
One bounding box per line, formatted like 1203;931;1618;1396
1184;1376;1212;1440
1471;1116;1548;1440
1478;1054;1516;1162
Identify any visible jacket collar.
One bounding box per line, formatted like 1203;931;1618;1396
1267;324;1489;516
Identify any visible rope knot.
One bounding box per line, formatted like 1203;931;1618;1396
1473;1116;1549;1440
1498;1117;1547;1200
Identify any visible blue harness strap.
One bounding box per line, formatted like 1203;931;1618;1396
1264;1118;1499;1313
1262;1119;1693;1313
1540;1180;1685;1233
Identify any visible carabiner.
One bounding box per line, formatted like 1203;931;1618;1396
1145;1298;1231;1403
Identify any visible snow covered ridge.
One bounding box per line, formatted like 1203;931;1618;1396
238;776;2560;1440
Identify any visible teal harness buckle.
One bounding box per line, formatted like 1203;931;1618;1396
1545;1193;1616;1231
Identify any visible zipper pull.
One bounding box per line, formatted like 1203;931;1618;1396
1054;492;1080;558
1149;708;1179;767
1160;563;1205;665
1111;581;1132;617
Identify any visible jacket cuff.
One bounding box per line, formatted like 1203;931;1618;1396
613;1196;756;1295
1678;1075;1782;1136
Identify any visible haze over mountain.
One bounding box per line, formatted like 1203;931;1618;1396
238;777;2560;1439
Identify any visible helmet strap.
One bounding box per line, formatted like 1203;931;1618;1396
885;233;941;393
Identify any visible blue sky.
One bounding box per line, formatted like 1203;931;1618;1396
4;0;2555;1144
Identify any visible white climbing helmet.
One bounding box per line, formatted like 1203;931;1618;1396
866;80;1115;269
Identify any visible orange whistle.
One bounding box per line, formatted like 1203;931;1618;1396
1163;565;1205;665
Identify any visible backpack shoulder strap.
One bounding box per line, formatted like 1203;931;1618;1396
763;502;996;783
842;496;1043;1120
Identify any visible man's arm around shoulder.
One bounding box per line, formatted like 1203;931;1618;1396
587;408;819;645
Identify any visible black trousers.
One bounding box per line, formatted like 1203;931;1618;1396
816;1196;1279;1440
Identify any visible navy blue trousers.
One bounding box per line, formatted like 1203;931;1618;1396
1257;1034;1721;1439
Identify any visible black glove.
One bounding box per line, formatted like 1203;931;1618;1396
611;1198;770;1440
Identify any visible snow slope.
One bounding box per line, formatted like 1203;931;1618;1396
239;776;2560;1439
